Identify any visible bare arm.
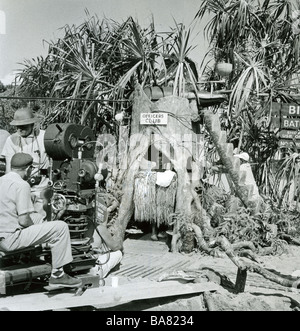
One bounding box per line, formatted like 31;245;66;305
96;224;123;252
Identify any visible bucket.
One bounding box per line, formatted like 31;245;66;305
215;62;233;77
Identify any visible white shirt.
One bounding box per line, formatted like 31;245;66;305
0;172;35;239
1;129;50;189
240;163;260;199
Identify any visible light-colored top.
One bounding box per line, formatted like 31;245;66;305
1;129;50;189
0;129;10;155
240;163;260;199
0;172;35;239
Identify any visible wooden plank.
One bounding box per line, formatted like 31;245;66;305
0;280;219;311
279;130;300;139
272;102;300;116
278;140;300;148
281;118;300;130
281;103;300;116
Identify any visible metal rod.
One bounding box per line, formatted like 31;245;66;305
197;80;226;84
0;96;130;103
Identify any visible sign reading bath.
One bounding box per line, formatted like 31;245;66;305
140;112;168;125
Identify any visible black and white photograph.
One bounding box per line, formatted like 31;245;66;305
0;0;300;314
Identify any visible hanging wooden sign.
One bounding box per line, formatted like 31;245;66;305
271;101;300;148
279;130;300;139
140;113;168;125
281;103;300;116
271;102;300;130
278;140;300;148
281;118;300;129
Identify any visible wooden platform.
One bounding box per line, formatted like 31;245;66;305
0;235;222;311
0;280;219;311
2;234;300;310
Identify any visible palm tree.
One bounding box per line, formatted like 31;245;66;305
196;0;300;110
196;0;300;207
157;21;199;97
16;14;201;131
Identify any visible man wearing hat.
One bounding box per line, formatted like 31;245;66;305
1;107;50;220
0;153;82;288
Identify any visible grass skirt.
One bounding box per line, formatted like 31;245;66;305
134;171;177;226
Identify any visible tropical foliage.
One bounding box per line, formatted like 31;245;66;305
196;0;300;110
196;0;300;208
15;13;199;132
7;1;300;248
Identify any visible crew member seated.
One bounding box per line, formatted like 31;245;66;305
0;152;82;288
88;218;123;279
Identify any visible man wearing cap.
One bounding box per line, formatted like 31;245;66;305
1;107;50;220
0;152;82;288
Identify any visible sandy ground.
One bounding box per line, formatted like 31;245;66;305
99;240;300;312
2;235;300;311
166;245;300;311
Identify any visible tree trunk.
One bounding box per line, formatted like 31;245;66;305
203;109;262;214
212;235;300;289
110;85;153;242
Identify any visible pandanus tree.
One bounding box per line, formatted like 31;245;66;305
15;13;206;247
196;0;300;115
16;15;160;130
14;3;300;252
195;0;300;207
16;14;200;127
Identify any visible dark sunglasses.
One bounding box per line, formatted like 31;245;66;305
16;125;32;129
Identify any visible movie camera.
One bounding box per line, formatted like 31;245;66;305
44;123;104;272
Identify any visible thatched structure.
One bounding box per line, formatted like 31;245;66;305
134;171;177;226
109;84;211;252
